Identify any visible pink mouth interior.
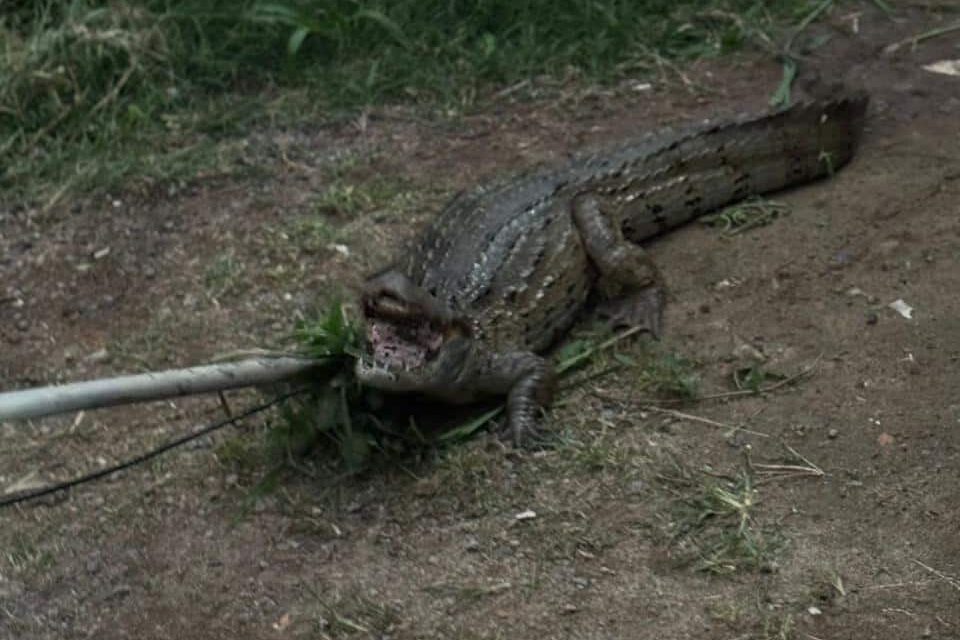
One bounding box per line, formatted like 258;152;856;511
368;319;445;369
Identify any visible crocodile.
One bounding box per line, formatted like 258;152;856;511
356;91;869;444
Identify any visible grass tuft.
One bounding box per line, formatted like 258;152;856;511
240;306;668;477
639;350;702;399
303;584;401;638
204;250;246;299
2;0;828;206
664;457;785;574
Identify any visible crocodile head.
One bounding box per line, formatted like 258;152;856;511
355;270;474;394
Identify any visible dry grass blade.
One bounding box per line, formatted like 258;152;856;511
912;559;960;592
863;580;937;591
591;354;821;441
746;443;824;483
619;354;822;405
884;21;960;54
646;406;771;438
752;463;823;475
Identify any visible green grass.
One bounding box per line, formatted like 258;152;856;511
203;249;246;299
4;533;58;576
302;584;401;638
226;305;683;482
2;0;833;207
664;457;785;574
702;197;789;236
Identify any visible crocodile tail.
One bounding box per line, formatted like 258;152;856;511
773;89;869;183
619;89;869;242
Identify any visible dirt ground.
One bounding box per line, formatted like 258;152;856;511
2;5;960;639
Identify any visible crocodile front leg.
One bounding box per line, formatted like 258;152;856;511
504;353;555;446
468;349;555;447
572;193;666;337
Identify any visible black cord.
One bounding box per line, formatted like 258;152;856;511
0;388;308;509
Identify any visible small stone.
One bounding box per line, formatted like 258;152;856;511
827;428;839;439
626;480;646;495
865;312;878;325
832;250;853;266
464;537;480;552
733;341;766;362
86;555;102;574
15;318;29;332
714;279;734;290
807;606;822;616
658;419;678;435
514;510;536;521
876;239;900;254
561;604;579;615
85;348;110;363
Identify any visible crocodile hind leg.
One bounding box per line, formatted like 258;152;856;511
572;194;666;338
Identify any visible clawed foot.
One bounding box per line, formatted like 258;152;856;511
492;412;552;449
595;285;666;339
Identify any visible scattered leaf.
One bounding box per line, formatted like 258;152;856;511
888;299;914;319
272;612;293;631
923;59;960;76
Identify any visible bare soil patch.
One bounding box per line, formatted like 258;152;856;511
2;6;960;639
